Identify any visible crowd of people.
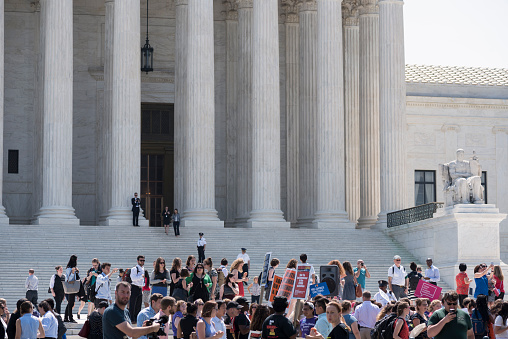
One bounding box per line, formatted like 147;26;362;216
2;251;508;339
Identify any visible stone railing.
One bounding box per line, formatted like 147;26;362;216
387;202;444;228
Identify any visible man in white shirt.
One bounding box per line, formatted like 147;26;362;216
25;269;39;307
237;248;250;279
197;233;206;263
424;258;440;286
130;255;146;322
353;291;380;339
212;300;227;339
95;263;118;307
374;280;397;307
388;255;408;300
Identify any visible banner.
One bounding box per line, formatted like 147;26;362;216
269;275;283;303
309;282;330;298
276;269;297;300
260;252;272;286
414;279;442;301
293;265;312;299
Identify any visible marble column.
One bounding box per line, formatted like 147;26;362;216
357;0;380;228
376;0;406;228
314;0;350;227
182;0;223;227
235;0;253;227
174;0;188;219
99;0;114;224
224;1;238;226
342;0;360;224
33;0;79;225
248;0;289;227
104;0;147;226
297;0;318;228
0;0;8;224
283;0;299;226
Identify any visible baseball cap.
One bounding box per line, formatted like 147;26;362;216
226;301;243;310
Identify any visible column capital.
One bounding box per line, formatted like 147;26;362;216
493;126;508;134
31;1;41;12
298;0;317;13
105;0;114;3
342;0;359;26
281;0;299;23
441;124;461;133
175;0;188;6
358;0;378;15
235;0;252;9
223;0;238;20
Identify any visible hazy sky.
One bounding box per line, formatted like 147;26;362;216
404;0;508;69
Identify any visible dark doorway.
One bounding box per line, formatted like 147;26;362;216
140;103;174;226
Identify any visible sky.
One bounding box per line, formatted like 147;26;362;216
404;0;508;69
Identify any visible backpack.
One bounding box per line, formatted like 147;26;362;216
217;268;225;288
371;313;397;339
123;268;132;283
471;309;487;336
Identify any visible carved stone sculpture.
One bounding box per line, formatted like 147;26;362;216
440;149;484;206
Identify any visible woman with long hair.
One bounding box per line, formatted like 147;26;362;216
250;304;270;335
409;298;429;339
393;302;410;339
328;260;346;299
170;257;182;296
172;300;187;337
152;257;170;296
377;303;395;321
475;263;495;299
230;259;247;297
427;300;441;317
162;206;172;235
173;268;191;301
475;294;495;339
264;258;280;301
307;302;349;339
494;301;508;337
203;258;218;301
186;256;196;273
64;255;79;323
340;301;360;339
189;264;212;302
49;266;66;314
494;266;505;301
196;301;223;339
177;303;199;339
341;261;356;302
220;273;239;300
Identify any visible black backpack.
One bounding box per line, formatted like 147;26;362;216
371;313;398;339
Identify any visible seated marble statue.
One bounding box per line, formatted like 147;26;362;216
439;149;484;206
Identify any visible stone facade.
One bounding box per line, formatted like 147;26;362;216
2;1;508;247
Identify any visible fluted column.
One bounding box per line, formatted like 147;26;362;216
0;0;8;224
297;0;318;228
314;0;350;227
33;0;78;225
104;0;147;226
283;0;299;226
376;0;406;227
174;0;188;219
182;0;223;227
343;0;360;224
235;0;253;227
99;0;114;224
247;0;289;227
357;0;380;228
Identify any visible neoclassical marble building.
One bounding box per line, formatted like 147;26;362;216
1;0;508;237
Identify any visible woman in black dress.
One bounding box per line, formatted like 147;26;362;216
170;257;182;297
162;206;172;235
189;264;211;302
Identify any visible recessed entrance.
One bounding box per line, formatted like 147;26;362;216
140;103;174;226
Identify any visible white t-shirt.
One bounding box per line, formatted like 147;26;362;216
495;315;508;338
237;253;250;263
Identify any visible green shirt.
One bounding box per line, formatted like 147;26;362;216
185;273;212;291
428;308;472;339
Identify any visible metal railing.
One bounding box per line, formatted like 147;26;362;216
387;202;444;228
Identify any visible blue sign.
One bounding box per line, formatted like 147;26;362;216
310;282;330;298
260;252;272;286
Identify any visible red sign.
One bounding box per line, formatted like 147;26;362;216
293;265;312;299
276;269;296;300
269;275;283;302
414;279;442;301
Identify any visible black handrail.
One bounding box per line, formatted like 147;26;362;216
387;202;444;228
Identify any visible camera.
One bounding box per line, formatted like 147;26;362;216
145;315;169;339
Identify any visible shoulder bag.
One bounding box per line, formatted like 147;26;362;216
353;275;362;298
78;319;90;338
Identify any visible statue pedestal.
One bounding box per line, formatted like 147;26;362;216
385;204;507;290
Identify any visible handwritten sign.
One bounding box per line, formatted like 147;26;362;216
414;279;442;301
269;275;283;302
293;265;311;299
309;282;331;298
260;252;272;286
276;269;296;300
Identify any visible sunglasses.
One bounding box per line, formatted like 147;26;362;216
197;267;204;269
161;262;165;264
139;260;145;262
446;302;458;306
395;259;401;262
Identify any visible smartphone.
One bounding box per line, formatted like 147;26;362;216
491;262;494;266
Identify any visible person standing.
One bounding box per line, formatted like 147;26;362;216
162;207;172;235
95;263;117;307
0;301;8;339
261;297;296;339
212;300;227;339
314;299;332;339
494;265;505;300
197;233;206;263
353;260;370;293
196;301;224;339
131;192;141;226
89;301;108;339
137;294;163;339
64;255;79;323
299;302;317;338
427;290;473;339
151;257;170;296
188;264;212;302
49;266;66;315
38;301;58;339
341;262;356;302
373;280;396;307
353;291;380;339
234;298;250;339
15;301;44;339
237;249;250;279
388;255;408;300
129;255;146;322
172;209;181;237
456;263;473;308
424;258;440;286
24;269;38;308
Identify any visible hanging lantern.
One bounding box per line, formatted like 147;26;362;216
141;0;153;73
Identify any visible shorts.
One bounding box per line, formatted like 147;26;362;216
142;290;151;304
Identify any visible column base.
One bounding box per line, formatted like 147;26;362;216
233;216;250;228
373;211;387;229
356;215;378;229
181;208;223;228
297;216;317;229
248;209;289;228
0;206;10;224
313;210;354;228
180;220;224;228
32;206;79;225
101;207;149;227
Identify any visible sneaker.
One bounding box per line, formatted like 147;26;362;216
70;319;77;323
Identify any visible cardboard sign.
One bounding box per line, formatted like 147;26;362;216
276;269;297;300
269;275;283;302
260;252;272;286
414;279;442;301
293;265;312;299
309;282;330;298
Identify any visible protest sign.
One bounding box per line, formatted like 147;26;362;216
293;265;312;299
260;252;272;286
414;279;442;301
276;269;296;300
269;275;283;303
309;282;330;298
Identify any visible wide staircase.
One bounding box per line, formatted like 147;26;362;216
0;224;450;311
